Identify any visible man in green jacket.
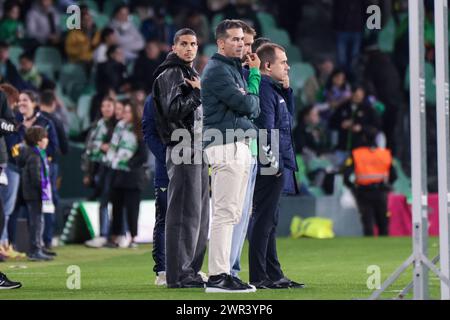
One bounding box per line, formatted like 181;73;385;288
201;19;260;293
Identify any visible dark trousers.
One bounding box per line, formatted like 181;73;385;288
153;186;168;274
97;165;113;237
26;200;43;254
165;147;209;286
111;188;141;238
248;174;285;283
354;189;389;236
0;191;4;240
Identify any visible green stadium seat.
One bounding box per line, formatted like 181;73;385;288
34;46;63;79
8;46;23;67
80;0;99;12
203;44;217;58
211;13;224;32
290;62;315;94
77;94;93;131
130;14;142;29
257;11;276;36
264;28;291;47
378;17;396;53
94;13;110;30
285;44;302;63
103;0;124;17
59;63;88;103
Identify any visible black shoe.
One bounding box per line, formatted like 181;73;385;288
103;241;119;248
28;251;54;261
231;276;256;292
273;277;306;289
205;273;254;293
250;279;284;289
42;248;57;257
167;279;205;289
0;272;22;290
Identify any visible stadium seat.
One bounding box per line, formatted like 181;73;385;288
264;28;291;47
94;13;110;29
378;17;396;53
34;46;63;79
211;13;224;32
290;62;315;94
285;44;302;63
80;0;99;12
130;14;142;29
257;11;277;36
203;44;217;58
77;94;93;132
103;0;124;17
8;46;23;67
59;63;88;103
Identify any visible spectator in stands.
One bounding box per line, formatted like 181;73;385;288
25;0;60;46
93;27;118;65
321;68;351;122
332;0;366;76
132;40;164;94
96;45;131;94
222;0;262;37
39;90;68;253
303;56;334;106
329;85;381;166
105;100;148;248
83;96;117;248
0;41;28;90
109;4;145;61
18;52;52;90
65;5;101;64
140;6;176;52
0;0;25;45
17;126;54;261
343;130;397;236
142;94;169;286
178;9;210;48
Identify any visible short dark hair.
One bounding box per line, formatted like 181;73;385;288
100;27;115;42
19;52;34;62
107;45;119;59
252;37;271;52
173;28;197;45
25;126;48;146
215;19;243;40
113;4;128;17
238;20;256;37
4;0;20;14
40;90;56;106
256;43;285;70
21;90;39;104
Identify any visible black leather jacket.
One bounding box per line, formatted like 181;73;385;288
152;52;201;146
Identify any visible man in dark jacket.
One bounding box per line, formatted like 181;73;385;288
142;94;169;286
248;42;304;289
96;45;131;94
202;19;260;293
152;28;209;289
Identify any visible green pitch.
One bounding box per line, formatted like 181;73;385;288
0;237;443;300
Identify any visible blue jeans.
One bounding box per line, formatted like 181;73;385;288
0;164;20;243
230;159;257;278
152;186;168;274
43;162;59;247
96;166;113;237
336;31;362;73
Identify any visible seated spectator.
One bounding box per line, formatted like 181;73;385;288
222;0;262;37
65;5;101;64
329;85;381;166
93;27;118;65
0;0;25;45
140;6;176;53
320;68;351;122
0;41;28;90
132;40;164;94
303;56;334;106
96;45;131;95
25;0;60;46
18;52;52;90
109;4;145;61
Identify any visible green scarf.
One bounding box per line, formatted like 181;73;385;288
105;120;137;171
86;118;109;163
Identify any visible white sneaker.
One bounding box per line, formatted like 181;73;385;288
0;170;8;186
84;237;107;248
117;236;130;248
155;271;167;286
198;271;208;283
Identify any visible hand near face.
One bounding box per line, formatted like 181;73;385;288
246;53;261;69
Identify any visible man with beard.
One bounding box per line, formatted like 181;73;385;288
152;28;209;289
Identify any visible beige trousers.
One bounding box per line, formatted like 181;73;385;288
205;141;252;276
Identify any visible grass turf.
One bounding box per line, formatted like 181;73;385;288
0;237;444;300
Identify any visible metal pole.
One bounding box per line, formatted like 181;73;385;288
408;0;429;300
434;0;450;300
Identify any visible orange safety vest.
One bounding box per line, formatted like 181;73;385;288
352;147;392;186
